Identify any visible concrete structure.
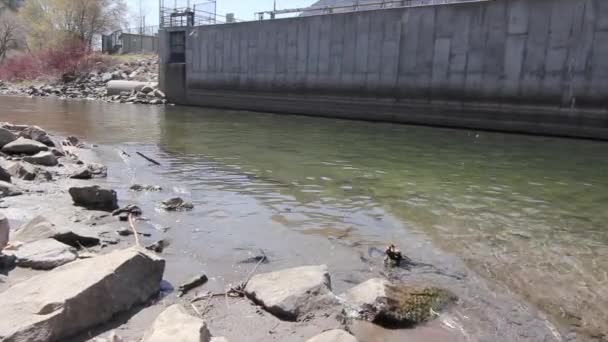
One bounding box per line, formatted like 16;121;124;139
160;0;608;140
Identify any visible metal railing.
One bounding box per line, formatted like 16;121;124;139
256;0;491;19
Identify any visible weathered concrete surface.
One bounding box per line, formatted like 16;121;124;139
161;0;608;140
142;304;212;342
306;329;358;342
106;81;151;96
14;239;78;270
12;215;100;247
244;265;338;320
2;137;49;155
0;248;165;342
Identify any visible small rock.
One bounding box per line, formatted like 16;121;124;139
6;161;52;181
177;273;208;297
306;330;358;342
23;151;58;166
141;85;155;94
0;166;11;183
116;228;133;236
63;135;84;147
161;197;194;211
12;215;99;247
88;163;108;178
244;265;338;321
69;185;119;211
70;167;93;179
19;126;54;147
146;239;169;253
0;213;9;252
13;238;78;270
50;148;65;157
142;304;212;342
1;137;49;155
101;73;114;83
341;278;457;328
153;89;166;99
130;184;163;192
0;181;22;197
0;127;17;147
112;204;143;217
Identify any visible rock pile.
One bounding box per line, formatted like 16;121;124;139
0;56;168;105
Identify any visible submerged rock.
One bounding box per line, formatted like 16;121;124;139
161;197;194;211
142;304;212;342
69;185;118;211
306;330;358;342
130;184;163;192
1;137;49;155
341;278;457;328
0;180;22;197
23;151;58;167
244;265;338;321
14;238;78;270
0;127;17;148
88;163;108;178
12;215;100;247
0;248;165;341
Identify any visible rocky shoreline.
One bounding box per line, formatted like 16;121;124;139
0;122;461;342
0;56;168;106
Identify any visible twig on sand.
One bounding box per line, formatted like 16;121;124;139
128;214;141;247
191;303;203;317
190;257;266;304
136;152;161;166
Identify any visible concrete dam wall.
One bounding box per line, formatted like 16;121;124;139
159;0;608;139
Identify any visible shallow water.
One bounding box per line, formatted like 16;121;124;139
1;96;607;340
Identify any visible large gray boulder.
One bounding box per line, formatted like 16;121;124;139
340;278;457;328
12;215;99;247
142;304;212;342
1;137;49;155
0;248;165;341
23;151;58;167
19;126;54;147
0;180;22;197
0;127;17;148
244;265;338;321
0;213;9;252
69;185;118;211
6;162;52;181
306;330;358;342
14;238;78;270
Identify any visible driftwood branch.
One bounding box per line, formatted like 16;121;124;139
128;213;141;247
136;152;161;166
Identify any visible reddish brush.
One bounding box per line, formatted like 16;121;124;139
0;40;113;82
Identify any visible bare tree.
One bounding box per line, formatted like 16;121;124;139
0;11;25;62
22;0;127;50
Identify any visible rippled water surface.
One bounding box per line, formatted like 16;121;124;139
1;96;607;340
